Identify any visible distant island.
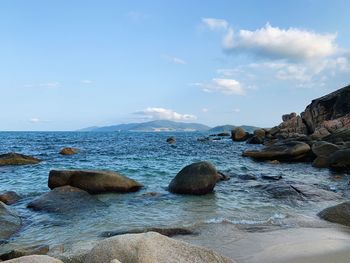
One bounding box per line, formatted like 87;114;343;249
78;120;259;133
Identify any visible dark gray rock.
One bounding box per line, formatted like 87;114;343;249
318;202;350;227
27;186;106;213
168;161;219;195
0;201;21;240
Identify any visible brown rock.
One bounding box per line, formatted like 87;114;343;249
48;170;143;194
0;153;41;166
0;191;20;205
59;148;78;155
232;127;248;141
0;202;21;240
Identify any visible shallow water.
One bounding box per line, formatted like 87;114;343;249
0;131;349;250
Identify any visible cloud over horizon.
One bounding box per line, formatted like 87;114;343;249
135;107;197;121
198;78;245;95
223;23;338;61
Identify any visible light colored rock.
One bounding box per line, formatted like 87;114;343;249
48;170;143;194
231;127;248;141
2;255;63;263
318;202;350;227
85;232;235;263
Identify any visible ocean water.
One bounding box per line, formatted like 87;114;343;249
0;132;348;250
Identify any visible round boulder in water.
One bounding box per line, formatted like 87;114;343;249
0;153;41;166
168;161;219;195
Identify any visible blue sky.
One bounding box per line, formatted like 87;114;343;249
1;0;349;131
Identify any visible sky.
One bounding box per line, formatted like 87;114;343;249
1;0;350;131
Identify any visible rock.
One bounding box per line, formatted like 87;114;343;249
282;112;297;122
311;141;340;157
271;114;308;139
246;135;264;144
261;175;282;181
238;174;257;180
312;156;330;168
0;153;41;166
216;171;230;181
318;202;350;227
166;137;176;144
2;255;63;263
0;202;21;240
301;85;350;134
243;141;311;162
253;129;266;138
328;149;350;171
27;186;106;213
59;147;78;155
217;132;231;137
48;170;143;194
266;160;280;164
0;245;49;260
231;127;249;141
323;128;350;144
168;161;219;195
85;232;234;263
100;227;195;238
0;191;20;205
258;183;340;201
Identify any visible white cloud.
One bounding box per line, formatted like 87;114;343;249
202;18;228;31
200;78;245;95
233;108;241;113
171;57;187;65
25;82;61;88
202;108;209;113
29;118;40;123
223;23;338;61
135;107;197;121
81;80;93;84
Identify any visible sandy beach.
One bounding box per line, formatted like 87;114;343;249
177;221;350;263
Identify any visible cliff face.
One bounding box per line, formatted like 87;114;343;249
271;85;350;139
301;85;350;134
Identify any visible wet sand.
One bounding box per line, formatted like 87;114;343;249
177;222;350;263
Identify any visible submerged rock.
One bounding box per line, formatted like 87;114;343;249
0;153;41;166
168;161;219;195
27;186;106;213
0;245;49;261
59;147;78;155
166;137;176;144
243;141;311;162
2;255;63;263
48;169;143;194
0;202;21;240
318;202;350;227
100;227;195;238
0;191;21;205
85;232;235;263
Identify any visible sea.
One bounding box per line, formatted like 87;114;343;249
0;131;349;251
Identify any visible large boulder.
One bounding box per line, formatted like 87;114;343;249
323;128;350;144
270;114;308;139
318;202;350;227
243;141;311;162
2;255;63;263
0;153;41;166
311;141;340;157
0;191;21;205
48;170;143;194
27;186;106;213
231;127;249;141
168;162;219;195
0;245;49;261
59;147;78;155
85;232;234;263
301;85;350;134
328;149;350;171
0;201;21;240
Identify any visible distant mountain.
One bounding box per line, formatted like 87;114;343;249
78;120;211;132
209;124;259;134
